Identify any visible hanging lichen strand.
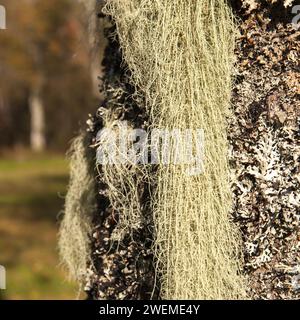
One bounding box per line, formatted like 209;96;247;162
104;0;247;299
58;134;97;283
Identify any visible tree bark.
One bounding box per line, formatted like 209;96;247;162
80;0;104;97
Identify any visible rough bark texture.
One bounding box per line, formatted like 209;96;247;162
230;0;300;299
84;22;159;300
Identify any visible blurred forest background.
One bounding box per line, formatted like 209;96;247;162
0;0;103;299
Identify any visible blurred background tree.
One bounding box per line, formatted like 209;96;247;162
0;0;100;152
0;0;104;299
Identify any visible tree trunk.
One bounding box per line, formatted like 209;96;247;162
80;0;104;97
0;5;6;30
29;85;46;152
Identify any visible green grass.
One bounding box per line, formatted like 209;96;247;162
0;153;79;300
